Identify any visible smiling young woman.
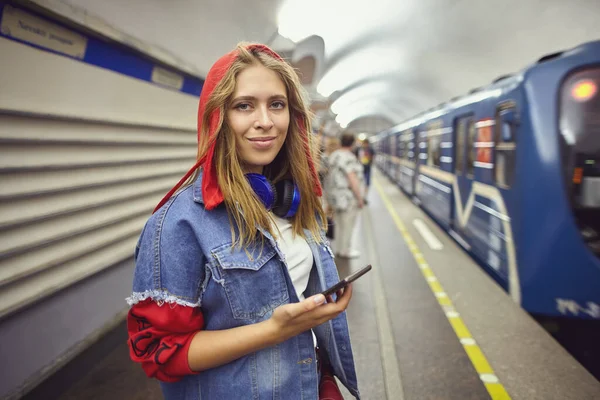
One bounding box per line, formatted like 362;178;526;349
227;64;290;173
126;43;361;400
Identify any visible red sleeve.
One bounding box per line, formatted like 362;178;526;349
127;298;205;382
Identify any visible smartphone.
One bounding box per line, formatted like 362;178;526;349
321;264;372;297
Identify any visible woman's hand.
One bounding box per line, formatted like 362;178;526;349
267;284;353;345
325;204;334;219
186;285;352;372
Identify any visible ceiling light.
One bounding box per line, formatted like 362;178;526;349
317;44;406;97
330;81;390;114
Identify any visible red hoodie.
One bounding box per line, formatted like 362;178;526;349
152;43;321;213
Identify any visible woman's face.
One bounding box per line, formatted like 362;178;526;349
227;63;290;174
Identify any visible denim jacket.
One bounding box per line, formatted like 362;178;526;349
129;172;360;399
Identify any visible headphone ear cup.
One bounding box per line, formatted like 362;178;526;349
246;173;277;210
273;180;295;218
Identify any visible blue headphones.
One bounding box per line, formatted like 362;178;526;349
245;173;301;218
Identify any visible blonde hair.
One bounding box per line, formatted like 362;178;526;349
189;43;326;248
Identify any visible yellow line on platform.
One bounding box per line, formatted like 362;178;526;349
374;177;511;400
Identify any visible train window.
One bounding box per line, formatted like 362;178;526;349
428;133;441;167
418;132;427;164
400;134;406;158
467;120;476;177
406;130;415;161
476;123;493;165
411;132;415;159
501;122;513;141
455;118;466;175
495;105;518;188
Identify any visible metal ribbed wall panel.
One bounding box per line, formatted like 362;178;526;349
0;114;196;319
0;19;201;398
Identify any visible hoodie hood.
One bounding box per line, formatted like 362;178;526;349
153;44;322;213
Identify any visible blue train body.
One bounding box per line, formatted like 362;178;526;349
372;41;600;320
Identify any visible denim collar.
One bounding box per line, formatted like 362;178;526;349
193;171;204;204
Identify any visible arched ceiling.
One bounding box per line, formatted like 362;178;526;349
41;0;600;135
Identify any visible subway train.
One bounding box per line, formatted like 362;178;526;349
371;40;600;320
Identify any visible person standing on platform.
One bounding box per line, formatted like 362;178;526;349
321;137;341;239
126;43;360;400
325;132;365;258
354;138;375;203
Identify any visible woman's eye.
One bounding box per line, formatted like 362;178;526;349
271;101;286;109
235;103;251;111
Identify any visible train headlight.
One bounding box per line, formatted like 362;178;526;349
571;80;597;102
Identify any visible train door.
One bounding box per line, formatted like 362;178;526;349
450;115;476;243
397;131;406;190
391;131;399;183
409;130;417;195
394;130;402;186
493;103;520;286
412;129;426;198
399;130;413;194
406;129;416;195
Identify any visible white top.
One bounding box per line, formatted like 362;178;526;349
270;213;317;347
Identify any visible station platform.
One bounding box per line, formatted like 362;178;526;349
27;169;600;400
